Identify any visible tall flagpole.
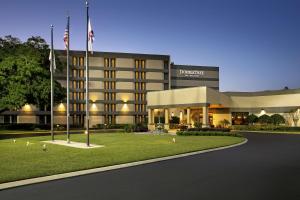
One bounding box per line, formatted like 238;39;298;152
85;0;90;146
50;25;54;141
66;15;70;143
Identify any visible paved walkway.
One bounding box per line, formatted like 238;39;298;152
43;140;104;149
1;133;300;200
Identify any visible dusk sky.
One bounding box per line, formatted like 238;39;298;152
1;0;300;92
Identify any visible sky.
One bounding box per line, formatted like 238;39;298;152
0;0;300;92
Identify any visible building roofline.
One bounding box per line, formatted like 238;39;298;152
55;49;170;60
171;63;219;70
223;88;300;96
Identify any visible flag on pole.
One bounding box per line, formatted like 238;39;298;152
88;19;94;53
49;49;56;72
64;20;69;50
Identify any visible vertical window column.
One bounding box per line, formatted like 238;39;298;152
104;58;116;125
134;60;146;124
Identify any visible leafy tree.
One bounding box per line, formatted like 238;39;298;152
246;114;258;125
0;35;65;111
270;114;285;125
258;114;272;124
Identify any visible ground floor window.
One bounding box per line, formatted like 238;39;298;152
232;112;249;125
3;115;17;124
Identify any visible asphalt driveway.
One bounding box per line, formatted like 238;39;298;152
1;132;300;200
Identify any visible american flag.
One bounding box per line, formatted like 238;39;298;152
63;20;69;50
88;19;94;53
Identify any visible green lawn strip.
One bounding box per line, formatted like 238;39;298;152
0;133;244;183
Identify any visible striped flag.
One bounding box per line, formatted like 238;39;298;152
64;20;69;50
88;19;94;53
49;49;56;72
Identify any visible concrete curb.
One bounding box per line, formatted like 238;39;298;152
0;138;248;191
234;130;300;135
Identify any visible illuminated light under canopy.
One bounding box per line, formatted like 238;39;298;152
91;103;98;112
23;104;32;112
57;103;66;112
260;109;266;116
122;103;129;112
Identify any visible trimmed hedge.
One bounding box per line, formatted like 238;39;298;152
0;123;50;130
177;131;243;137
232;125;300;132
95;124;127;129
124;124;148;133
187;127;231;132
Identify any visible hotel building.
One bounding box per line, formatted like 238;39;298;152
0;50;299;128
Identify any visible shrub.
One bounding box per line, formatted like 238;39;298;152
0;123;50;130
194;122;202;128
124;124;134;133
123;124;148;133
231;125;300;132
258;114;272;124
176;131;243;137
246;114;258;124
96;124;126;129
179;124;188;131
270;114;285;125
134;123;148;132
219;119;230;128
187;127;231;132
170;116;180;124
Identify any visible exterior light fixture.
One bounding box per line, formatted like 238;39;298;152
23;104;32;112
260;109;266;115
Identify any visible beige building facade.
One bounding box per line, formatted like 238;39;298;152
147;87;300;130
1;50;298;129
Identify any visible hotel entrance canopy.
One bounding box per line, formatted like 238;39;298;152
147;86;230;109
146;87;230;129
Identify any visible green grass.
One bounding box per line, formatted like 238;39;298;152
0;133;245;183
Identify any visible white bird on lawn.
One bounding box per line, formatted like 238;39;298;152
13;139;16;143
172;138;176;143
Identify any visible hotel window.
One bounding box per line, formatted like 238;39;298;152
134;59;146;123
103;58;116;125
71;56;85;127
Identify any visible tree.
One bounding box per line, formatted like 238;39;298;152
0;35;65;111
258;114;272;124
246;114;258;125
270;114;285;125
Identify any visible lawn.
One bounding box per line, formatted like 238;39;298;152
0;133;245;183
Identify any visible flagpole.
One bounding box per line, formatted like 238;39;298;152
85;0;90;146
50;25;54;141
66;15;70;143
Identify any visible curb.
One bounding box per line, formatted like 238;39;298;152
234;130;300;135
0;138;248;190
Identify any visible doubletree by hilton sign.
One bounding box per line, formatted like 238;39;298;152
178;69;205;78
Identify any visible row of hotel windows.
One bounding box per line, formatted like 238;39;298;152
135;60;147;123
71;57;148;124
104;58;116;124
